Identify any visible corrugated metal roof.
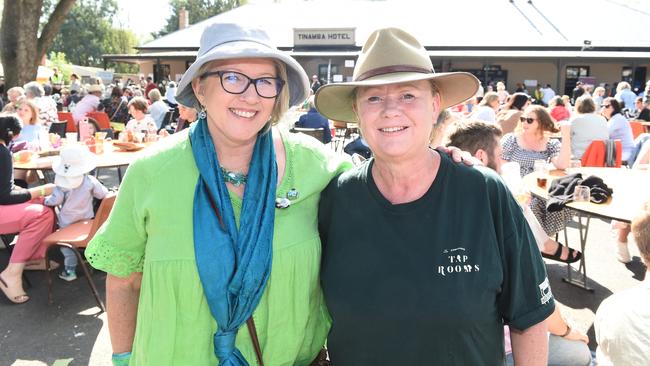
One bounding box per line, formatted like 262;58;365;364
137;0;650;51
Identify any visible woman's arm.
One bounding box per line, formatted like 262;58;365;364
551;123;571;169
107;272;142;354
546;305;588;343
510;321;548;366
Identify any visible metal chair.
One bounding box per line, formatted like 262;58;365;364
48;121;68;138
42;193;117;312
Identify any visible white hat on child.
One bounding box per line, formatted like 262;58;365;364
52;144;97;189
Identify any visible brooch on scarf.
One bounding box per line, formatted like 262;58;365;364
63;163;71;173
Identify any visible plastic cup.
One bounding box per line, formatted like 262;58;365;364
566;159;582;174
66;132;78;142
574;185;590;202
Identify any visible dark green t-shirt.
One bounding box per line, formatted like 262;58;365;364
319;153;554;366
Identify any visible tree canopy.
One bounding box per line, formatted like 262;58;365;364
154;0;244;38
1;0;76;88
46;0;139;73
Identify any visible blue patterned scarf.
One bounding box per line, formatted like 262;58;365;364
189;118;277;365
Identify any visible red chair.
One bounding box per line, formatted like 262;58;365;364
57;112;76;132
581;139;622;168
629;121;645;139
87;112;111;130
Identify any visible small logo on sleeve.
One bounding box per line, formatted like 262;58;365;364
539;278;553;305
437;247;480;277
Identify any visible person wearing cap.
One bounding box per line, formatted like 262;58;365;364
84;23;351;366
69;73;82;94
0;114;56;304
316;28;554;365
43;144;108;282
72;83;104;123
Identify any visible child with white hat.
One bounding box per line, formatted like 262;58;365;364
44;144;108;281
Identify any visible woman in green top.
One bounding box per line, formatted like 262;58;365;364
86;23;350;365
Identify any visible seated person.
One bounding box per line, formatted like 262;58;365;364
295;96;331;143
447;120;591;366
147;88;170;129
636;97;650;122
72;84;104;123
125;97;157;134
569;95;609;159
175;104;197;133
595;199;650;366
448;120;582;263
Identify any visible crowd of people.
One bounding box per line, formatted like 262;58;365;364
1;21;649;366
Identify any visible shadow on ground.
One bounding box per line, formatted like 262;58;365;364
0;249;107;366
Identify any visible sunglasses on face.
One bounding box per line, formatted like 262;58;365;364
519;117;536;124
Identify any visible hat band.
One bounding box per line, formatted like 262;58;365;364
356;65;433;81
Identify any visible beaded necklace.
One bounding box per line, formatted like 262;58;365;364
219;166;248;187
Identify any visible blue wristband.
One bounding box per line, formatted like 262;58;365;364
112;351;131;366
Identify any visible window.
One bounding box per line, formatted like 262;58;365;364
565;66;589;79
318;64;339;83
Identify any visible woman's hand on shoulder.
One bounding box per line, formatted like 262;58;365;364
436;145;482;167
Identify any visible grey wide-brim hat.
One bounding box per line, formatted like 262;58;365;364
316;27;479;123
176;23;310;109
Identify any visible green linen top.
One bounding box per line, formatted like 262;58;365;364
86;129;351;366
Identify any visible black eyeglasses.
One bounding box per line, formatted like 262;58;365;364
601;104;611;108
199;70;285;98
519;117;536;124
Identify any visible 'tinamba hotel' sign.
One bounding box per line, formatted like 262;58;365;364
294;28;356;46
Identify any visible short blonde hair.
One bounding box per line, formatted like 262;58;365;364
632;200;650;264
148;88;162;102
480;92;499;106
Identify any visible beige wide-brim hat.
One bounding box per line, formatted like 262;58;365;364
315;28;479;123
176;23;310;110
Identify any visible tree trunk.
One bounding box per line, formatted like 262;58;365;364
0;0;76;89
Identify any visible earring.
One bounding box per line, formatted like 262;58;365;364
198;105;207;120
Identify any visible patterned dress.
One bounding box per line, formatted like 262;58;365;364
501;133;573;235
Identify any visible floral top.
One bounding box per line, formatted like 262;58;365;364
86;129;351;365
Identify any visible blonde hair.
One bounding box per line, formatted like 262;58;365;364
594;86;605;96
616;81;631;93
632;200;650;264
19;99;40;125
480;92;499;106
148;88;162;102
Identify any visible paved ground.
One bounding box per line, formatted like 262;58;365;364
1;157;647;365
